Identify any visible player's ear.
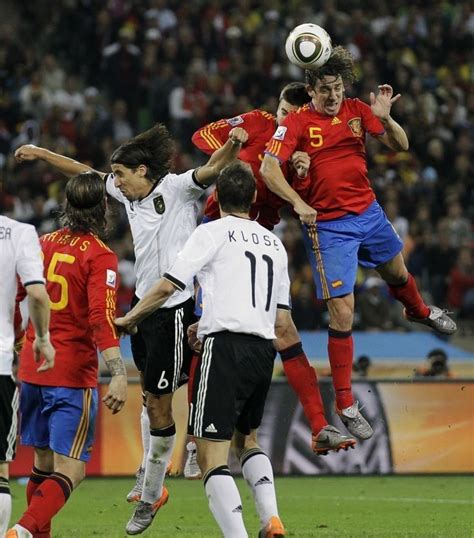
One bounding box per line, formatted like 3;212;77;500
306;84;315;98
137;164;148;178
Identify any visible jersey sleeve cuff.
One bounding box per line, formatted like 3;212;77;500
23;280;46;287
263;150;284;163
163;273;186;291
192;169;207;189
277;303;291;311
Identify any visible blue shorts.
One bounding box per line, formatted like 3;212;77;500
302;201;403;299
20;383;98;462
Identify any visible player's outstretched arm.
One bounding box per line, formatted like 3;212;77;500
114;278;178;335
15;144;106;178
370;85;409;152
260;154;316;225
194;127;248;186
101;347;127;414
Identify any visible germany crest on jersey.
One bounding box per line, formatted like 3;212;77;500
153;194;165;214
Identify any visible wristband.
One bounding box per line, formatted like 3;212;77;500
36;332;50;345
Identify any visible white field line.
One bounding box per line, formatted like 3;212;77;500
294;494;473;505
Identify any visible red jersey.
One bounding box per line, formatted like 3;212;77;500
19;228;120;388
265;98;385;220
192;110;296;230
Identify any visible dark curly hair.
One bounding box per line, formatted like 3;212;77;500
60;171;108;238
279;82;311;107
110;123;174;182
305;46;357;88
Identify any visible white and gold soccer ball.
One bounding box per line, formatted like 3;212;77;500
285;23;333;70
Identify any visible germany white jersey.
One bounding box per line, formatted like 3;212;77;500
106;169;206;307
0;216;45;375
165;215;291;340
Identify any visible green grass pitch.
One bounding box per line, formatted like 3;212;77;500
10;475;474;537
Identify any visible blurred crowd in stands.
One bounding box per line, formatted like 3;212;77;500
0;0;472;330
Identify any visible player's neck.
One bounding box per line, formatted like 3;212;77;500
221;210;251;220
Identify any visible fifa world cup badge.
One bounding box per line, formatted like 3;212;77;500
153;195;166;214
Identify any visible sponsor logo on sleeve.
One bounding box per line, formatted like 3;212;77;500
273;126;287;141
106;269;117;288
226;115;244;127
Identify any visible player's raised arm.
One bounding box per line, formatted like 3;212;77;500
14;144;106;179
194;127;248;186
370;84;409;152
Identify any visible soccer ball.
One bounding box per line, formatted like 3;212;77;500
285;23;333;70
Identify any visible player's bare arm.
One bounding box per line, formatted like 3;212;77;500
260;154;316;224
194;127;248;186
27;283;55;372
114;278;178;335
370;85;409;152
15;144;106;179
101;347;127;414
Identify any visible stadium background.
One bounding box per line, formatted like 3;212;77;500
2;0;473;479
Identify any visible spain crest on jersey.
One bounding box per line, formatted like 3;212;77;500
153;194;165;214
348;117;363;137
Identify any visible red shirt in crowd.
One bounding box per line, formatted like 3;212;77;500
265;98;385;220
19;228;119;388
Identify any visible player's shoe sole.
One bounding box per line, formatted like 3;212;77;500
126;487;169;535
336;401;373;440
404;306;457;335
258;515;286;537
312;425;356;455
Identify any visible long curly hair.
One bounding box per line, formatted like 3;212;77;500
60;171;108;238
110;123;174;182
305;46;357;87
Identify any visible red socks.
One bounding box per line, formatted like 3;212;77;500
388;273;430;319
19;472;73;534
26;467;53;538
280;343;328;434
328;328;354;410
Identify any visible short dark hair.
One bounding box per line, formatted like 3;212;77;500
279;82;311;107
216;162;256;213
110;123;173;182
60;171;107;237
305;45;357;88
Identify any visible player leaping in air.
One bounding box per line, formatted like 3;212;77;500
191;82;356;457
260;46;457;440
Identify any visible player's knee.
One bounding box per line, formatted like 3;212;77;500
274;318;299;348
328;302;353;331
146;395;173;428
